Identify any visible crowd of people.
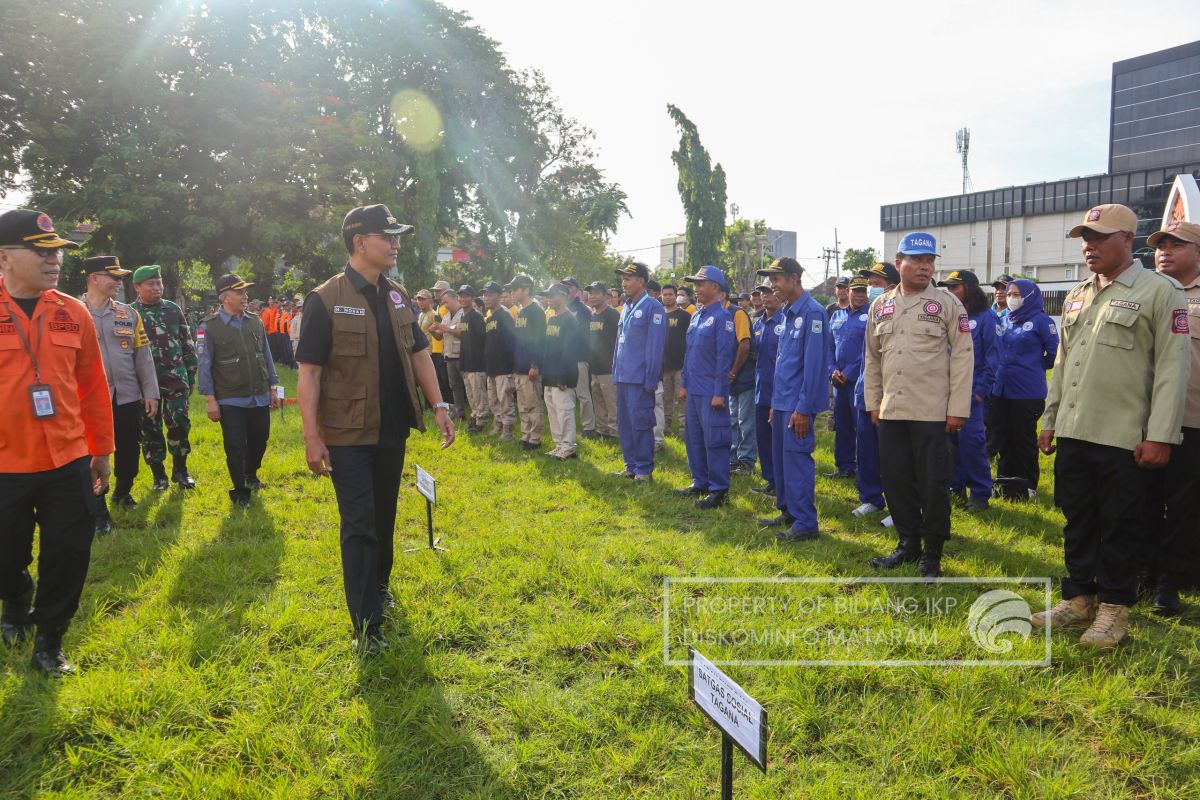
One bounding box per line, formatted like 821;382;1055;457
2;199;1197;672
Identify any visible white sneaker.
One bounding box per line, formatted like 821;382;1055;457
1028;488;1038;500
852;503;883;518
880;515;894;528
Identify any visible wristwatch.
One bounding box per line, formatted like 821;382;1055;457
434;402;451;412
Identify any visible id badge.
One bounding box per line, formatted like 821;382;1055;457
29;384;56;419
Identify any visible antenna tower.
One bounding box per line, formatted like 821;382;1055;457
955;128;972;194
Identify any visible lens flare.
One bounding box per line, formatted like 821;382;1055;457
390;89;443;153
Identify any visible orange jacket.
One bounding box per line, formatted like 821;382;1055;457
0;280;114;472
261;305;278;333
278;310;292;335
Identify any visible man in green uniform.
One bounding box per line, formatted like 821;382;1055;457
131;265;199;489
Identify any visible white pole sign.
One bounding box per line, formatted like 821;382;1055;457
416;465;436;506
689;647;768;772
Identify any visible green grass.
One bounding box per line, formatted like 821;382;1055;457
3;370;1200;798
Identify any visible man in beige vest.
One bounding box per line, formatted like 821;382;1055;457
296;204;454;656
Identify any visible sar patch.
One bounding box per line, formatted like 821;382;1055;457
334;305;366;316
968;319;977;330
49;321;80;333
1066;298;1085;314
1023;321;1034;331
634;309;643;319
726;320;734;332
875;303;895;319
1109;299;1141;312
811;318;823;334
924;300;943;315
653;313;663;325
1048;323;1057;334
957;314;970;333
1172;308;1190;334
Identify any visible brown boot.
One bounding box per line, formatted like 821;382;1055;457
500;423;514;442
1079;603;1130;649
1030;595;1096;629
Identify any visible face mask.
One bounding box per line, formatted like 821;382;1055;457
867;286;886;301
1007;296;1024;312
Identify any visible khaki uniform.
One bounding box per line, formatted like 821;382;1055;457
1178;275;1200;429
863;285;974;420
1043;264;1189;449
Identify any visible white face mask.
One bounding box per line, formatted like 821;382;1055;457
1007;296;1024;312
867;286;886;301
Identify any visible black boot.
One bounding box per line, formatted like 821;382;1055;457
1;585;34;646
918;542;944;579
94;496;112;536
111;478;137;510
31;627;74;677
870;539;922;569
172;456;196;490
696;490;727;510
1152;576;1184;617
246;475;266;491
150;462;170;491
229;488;251;509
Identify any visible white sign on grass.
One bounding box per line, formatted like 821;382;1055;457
689;647;768;771
415;465;435;505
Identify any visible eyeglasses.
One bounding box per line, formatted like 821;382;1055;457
365;233;403;245
1;245;63;260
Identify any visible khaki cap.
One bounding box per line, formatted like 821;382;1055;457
1069;204;1137;237
1147;220;1200;247
430;280;452;297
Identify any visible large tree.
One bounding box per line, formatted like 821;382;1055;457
842;246;880;275
667;105;726;269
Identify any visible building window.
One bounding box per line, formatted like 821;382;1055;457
1025;233;1032;242
1064;229;1071;239
1065;265;1077;281
971;237;976;246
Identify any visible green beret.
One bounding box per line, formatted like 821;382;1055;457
132;265;162;283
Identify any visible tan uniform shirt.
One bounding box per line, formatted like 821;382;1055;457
1183;275;1200;430
87;298;160;406
1043;262;1190;450
864;284;974;421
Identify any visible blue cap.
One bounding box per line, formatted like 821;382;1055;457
899;232;938;256
683;265;728;291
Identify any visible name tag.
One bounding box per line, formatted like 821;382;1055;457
334;305;365;316
1109;300;1141;312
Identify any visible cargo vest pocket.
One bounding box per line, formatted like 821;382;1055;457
1096;308;1137;350
332;315;367;356
322;383;367;429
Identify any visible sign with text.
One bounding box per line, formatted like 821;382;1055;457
689;647;768;772
415;465;435;506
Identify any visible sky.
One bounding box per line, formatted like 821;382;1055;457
444;0;1200;282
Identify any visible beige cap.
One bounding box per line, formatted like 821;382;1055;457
430;280;452;297
414;289;433;300
1148;220;1200;247
1069;204;1137;237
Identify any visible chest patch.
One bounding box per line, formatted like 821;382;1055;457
1066;298;1085;314
1109;299;1141;312
334;305;365;316
875;302;895;319
923;300;943;315
917;314;942;324
1023;321;1034;331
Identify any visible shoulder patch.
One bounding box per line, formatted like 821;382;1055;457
1172;308;1190;334
811;318;823;333
1048;322;1057;334
726;319;734;332
958;314;970;333
1022;321;1034;331
653;313;663;325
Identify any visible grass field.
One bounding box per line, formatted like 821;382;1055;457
3;369;1199;799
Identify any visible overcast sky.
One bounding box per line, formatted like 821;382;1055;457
446;0;1200;278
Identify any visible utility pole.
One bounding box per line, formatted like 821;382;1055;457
821;229;841;293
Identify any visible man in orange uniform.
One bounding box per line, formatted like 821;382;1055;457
0;209;114;676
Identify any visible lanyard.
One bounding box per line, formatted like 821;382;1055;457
619;293;649;333
5;301;45;384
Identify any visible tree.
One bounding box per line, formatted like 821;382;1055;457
842;247;880;274
719;219;768;293
667;105;726;269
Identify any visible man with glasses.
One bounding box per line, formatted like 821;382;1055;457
0;209;114;676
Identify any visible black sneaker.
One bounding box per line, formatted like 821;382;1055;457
31;630;74;677
750;483;775;495
1;586;33;646
777;527;819;542
870;545;921;570
696;491;727;509
247;477;266;492
581;430;600;440
729;462;753;476
112;493;137;510
94;513;112;536
673;485;706;496
757;514;794;529
229;490;251;509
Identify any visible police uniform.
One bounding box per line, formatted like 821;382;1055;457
196;274;279;506
612;263;667;478
864;233;974;575
0;209;114;675
757;259;830;539
752;295;783;492
131;265;199;489
829;286;870;477
1042;206;1190;632
82;256;160;527
296;204;436;650
677;267;737;505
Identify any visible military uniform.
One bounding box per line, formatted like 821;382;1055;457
131;265;198;488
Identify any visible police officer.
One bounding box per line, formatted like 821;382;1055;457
674;266;736;508
132;264;198;490
481;281;517;441
1144;220;1200;615
756;257;830;541
82;256;159;533
864;233;974;578
0;209;114;675
852;264;899;524
297;204;454;655
197;274;281;508
751;281;784;495
827;276;870;478
612;262;667;481
936;270;999;511
1032;205;1190;648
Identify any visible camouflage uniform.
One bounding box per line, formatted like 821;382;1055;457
135;298;198;465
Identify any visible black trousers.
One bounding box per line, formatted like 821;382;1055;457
993;397;1045;490
1054;437;1146;606
1143;426;1200;586
878;419;952;547
217;405;270;496
112;400;143;490
0;456;95;631
431;353;451;407
328;442;406;634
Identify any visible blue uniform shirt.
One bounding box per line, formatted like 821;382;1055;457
771;293;830;416
831;302;869;387
612;292;667;391
753;308;784;406
682;301;736;399
965;308;1001;401
994;311;1058;400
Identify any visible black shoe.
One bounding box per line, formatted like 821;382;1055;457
673;485;706;496
1152;583;1184;617
380;590;397;611
729;462;752;476
750;483;775;495
150;462;170;491
31;630;74;677
519;441;538;451
918;552;942;579
870;543;922;569
112;493;137;510
1;586;34;646
757;514;794;529
612;470;636;479
950;490;969;507
581;429;600;439
247;477;266;492
824;470;856;479
967;497;990;512
172;470;196;490
94;513;112;536
696;491;727;510
356;629;388;657
229;490;251;509
777;527;819;542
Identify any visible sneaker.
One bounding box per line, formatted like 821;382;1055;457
777;527;819;542
729;462;753;476
967;497;990;512
757;513;794;529
880;515;894;528
695;490;727;510
1079;603;1130;649
94;513;112;536
673;485;706;496
852;502;883;518
111;493;137;510
612;470;635;479
750;483;775;495
824;470;856;479
581;429;600;440
1030;595;1096;630
632;474;652;483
